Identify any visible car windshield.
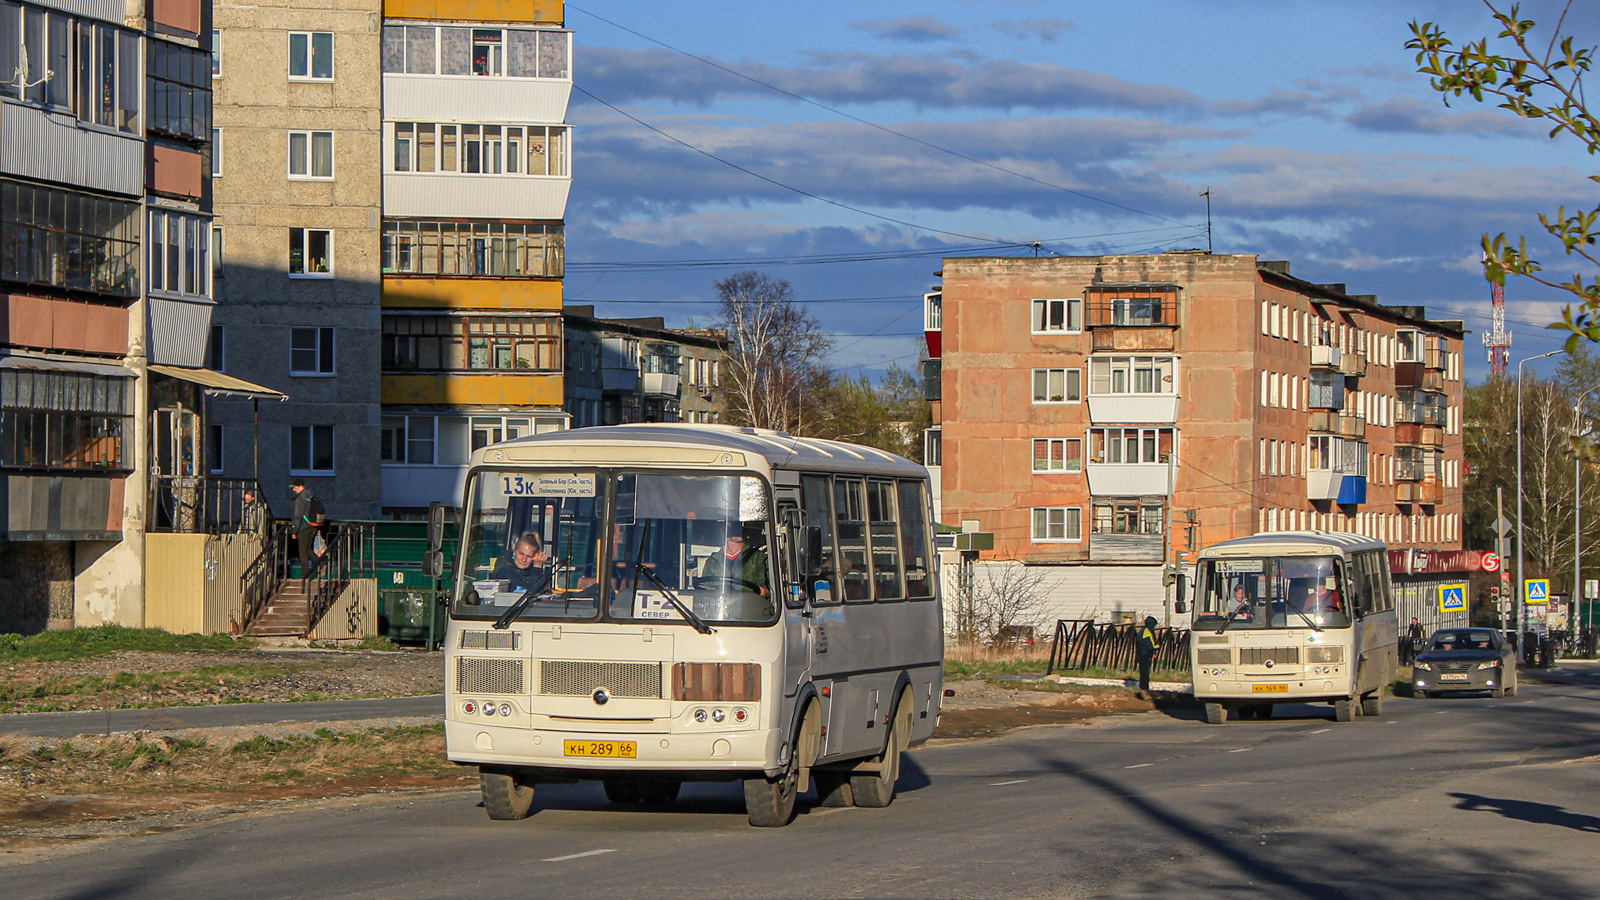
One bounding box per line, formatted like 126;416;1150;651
608;472;778;626
453;470;604;621
1195;555;1351;630
1430;630;1497;651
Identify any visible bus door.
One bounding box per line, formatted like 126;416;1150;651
777;499;814;698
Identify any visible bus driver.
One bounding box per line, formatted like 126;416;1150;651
699;525;770;597
493;532;551;594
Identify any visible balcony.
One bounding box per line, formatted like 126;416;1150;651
1089;533;1164;563
1090;328;1176;353
1424;347;1447;370
1395;460;1425;482
1086;463;1173;496
1310;345;1342;368
1338;414;1365;439
1398;481;1442;505
1307;469;1343;501
1338;352;1368;378
1310;410;1342;433
1421;370;1446;392
640;371;680;397
1087;395;1179;424
1395;362;1423;388
1395;423;1423;445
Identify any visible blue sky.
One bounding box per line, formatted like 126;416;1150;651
561;0;1600;383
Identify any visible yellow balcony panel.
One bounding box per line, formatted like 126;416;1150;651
383;277;563;311
383;0;562;25
383;373;564;407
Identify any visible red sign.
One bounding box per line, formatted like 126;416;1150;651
1481;552;1500;573
1387;549;1496;575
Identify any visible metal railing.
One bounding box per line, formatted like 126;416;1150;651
1046;619;1191;675
150;476;265;534
237;520;377;634
239;519;293;632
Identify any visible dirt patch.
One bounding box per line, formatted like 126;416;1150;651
932;679;1158;740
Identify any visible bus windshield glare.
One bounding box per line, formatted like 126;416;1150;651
1196;556;1351;629
452;469;777;626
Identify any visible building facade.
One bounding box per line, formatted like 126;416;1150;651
929;252;1468;625
562;306;726;428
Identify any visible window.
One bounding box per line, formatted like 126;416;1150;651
388;122;568;177
1032;297;1082;333
288;131;334;179
924;291;942;331
1088;356;1175;395
1087;292;1175;327
382;220;565;278
0;369;130;471
211;225;224;278
834;477;872;601
211;28;219;76
211;127;221;176
897;480;933;598
207;424;224;474
1032;438;1083;472
149;210;210;298
382;25;568;78
148;38;210;141
71;19;140;132
1308;370;1342;409
1088;427;1174;464
290;424;334;474
1395;330;1420;363
208;325;224;372
290;327;335;375
1031;368;1082;404
289;228;332;276
1091;500;1163;535
2;180;141;297
924;427;941;466
288;31;333;79
2;3;72;108
1031;507;1082;542
381;315;561;372
867;480;904;600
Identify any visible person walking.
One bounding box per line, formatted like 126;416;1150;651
1404;617;1424;665
1136;615;1159;694
290;478;326;584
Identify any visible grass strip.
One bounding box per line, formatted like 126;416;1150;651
0;626;253;662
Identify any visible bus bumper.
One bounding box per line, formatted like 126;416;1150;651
445;719;779;775
1193;676;1349;703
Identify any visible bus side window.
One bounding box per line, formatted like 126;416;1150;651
898;480;933;598
834;477;873;601
868;480;904;600
800;474;841;604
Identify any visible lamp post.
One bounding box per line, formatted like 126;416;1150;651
1575;394;1597;647
1517;349;1563;661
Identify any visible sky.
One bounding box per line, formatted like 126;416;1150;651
560;0;1600;384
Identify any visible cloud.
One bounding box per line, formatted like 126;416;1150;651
851;15;962;43
1344;95;1541;136
990;18;1076;42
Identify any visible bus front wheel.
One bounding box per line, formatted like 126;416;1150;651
1334;697;1355;722
1204;702;1227;725
481;768;536;820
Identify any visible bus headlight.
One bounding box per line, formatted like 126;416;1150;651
1477;661;1499;670
482;703;496;716
711;708;727;723
693;708;708;723
498;702;513;716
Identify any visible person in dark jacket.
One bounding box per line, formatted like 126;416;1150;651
1136;615;1159;693
493;532;551;595
1404;617;1424;664
290;478;326;584
239;488;271;540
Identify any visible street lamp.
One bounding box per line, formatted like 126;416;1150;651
1517;349;1563;661
1575;394;1597;646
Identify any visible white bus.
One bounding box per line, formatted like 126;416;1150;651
440;424;944;826
1190;531;1397;724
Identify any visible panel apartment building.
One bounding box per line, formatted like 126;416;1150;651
210;0;572;520
2;0;229;632
927;252;1470;626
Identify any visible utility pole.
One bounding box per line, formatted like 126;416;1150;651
1498;486;1508;637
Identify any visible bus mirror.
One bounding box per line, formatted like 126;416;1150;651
1174;573;1188;614
422;549;444;580
426;501;448;552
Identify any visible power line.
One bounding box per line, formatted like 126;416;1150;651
567;3;1200;228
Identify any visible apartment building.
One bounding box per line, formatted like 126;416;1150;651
377;0;572;515
208;0;384;520
562;306;727;427
928;252;1470;625
1;0;247;632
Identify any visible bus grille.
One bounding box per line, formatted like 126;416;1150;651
1239;647;1300;666
1196;649;1232;665
1306;646;1344;664
1195;635;1230;645
456;657;527;694
540;661;663;699
458;630;519;651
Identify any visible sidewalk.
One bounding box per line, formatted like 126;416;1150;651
0;695;444;739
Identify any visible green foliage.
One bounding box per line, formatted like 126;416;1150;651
1408;4;1600;349
0;626;249;661
808;364;931;461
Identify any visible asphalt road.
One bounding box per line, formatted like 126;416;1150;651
7;666;1600;900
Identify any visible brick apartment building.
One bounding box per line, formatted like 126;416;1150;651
926;251;1472;626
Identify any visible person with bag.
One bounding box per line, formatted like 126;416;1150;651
1136;615;1159;695
290;478;326;585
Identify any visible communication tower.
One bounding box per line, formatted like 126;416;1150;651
1484;281;1512;379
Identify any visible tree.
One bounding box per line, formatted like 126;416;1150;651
713;271;832;434
1408;3;1600;349
810;364;931;462
948;563;1049;647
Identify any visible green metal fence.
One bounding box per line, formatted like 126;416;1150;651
344;520;459;648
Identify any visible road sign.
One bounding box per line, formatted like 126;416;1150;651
1481;552;1500;573
1493;516;1515;537
1587;579;1598;601
1438;583;1468;614
1525;579;1550;604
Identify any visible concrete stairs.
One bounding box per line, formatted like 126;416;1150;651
245;580;313;637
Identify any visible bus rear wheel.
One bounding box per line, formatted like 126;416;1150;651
481;769;535;820
603;779;642;804
640;781;681;804
1204;702;1227;725
1361;693;1383;716
853;692;912;808
1334;697;1355;722
813;771;854;807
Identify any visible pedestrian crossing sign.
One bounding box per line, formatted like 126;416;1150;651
1438;584;1467;614
1525;579;1550;604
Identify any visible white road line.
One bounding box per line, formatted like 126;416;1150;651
1229;747;1253;753
1309;728;1330;734
1436;710;1449;714
1125;763;1153;769
543;849;617;863
990;779;1028;786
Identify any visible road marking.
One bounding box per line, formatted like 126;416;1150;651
1436;710;1449;714
1229;747;1253;753
1309;728;1330;734
990;779;1028;786
543;849;617;863
1125;763;1153;769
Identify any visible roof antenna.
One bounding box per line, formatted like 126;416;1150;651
1031;241;1042;257
1200;188;1212;253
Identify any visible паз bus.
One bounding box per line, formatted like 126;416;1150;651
1189;531;1397;724
437;424;944;826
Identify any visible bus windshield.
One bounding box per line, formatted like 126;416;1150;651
1196;555;1351;630
454;470;605;621
609;472;777;626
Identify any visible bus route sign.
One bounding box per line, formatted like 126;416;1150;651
1438;584;1467;614
1525;579;1550;605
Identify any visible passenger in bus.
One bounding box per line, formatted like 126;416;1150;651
1307;581;1343;614
698;524;769;597
493;532;551;594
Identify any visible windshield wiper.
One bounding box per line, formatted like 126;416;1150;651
634;562;715;635
492;568;556;630
1283;602;1324;633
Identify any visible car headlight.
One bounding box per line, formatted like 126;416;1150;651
1477;660;1500;670
1413;662;1432;671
